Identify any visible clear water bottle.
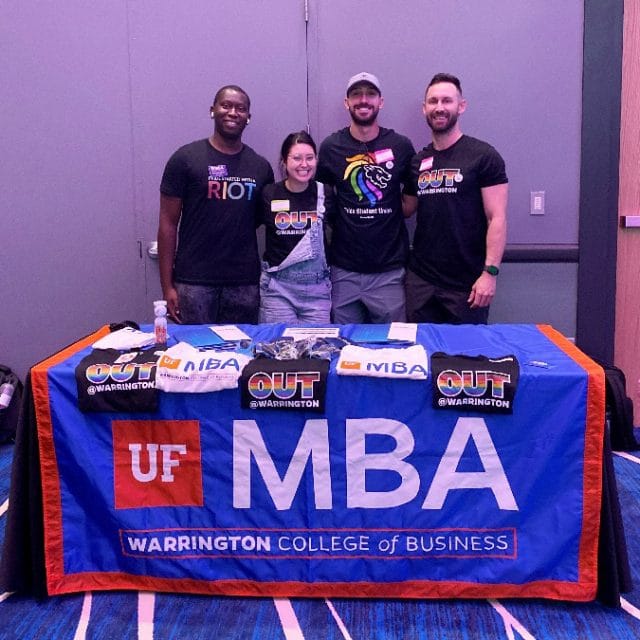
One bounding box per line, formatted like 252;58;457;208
154;300;168;345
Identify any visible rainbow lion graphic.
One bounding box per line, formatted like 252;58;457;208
343;153;391;206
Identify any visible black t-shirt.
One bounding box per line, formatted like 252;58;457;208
161;139;274;286
260;181;333;267
75;349;159;413
317;127;415;273
430;352;519;414
407;135;508;291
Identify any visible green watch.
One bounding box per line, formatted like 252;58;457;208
484;265;500;276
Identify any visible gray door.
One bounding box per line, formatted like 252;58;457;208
1;2;147;378
127;0;310;312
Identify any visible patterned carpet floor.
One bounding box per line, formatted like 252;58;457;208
1;441;640;639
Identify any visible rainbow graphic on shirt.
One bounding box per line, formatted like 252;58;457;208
85;362;156;384
247;371;320;400
343;153;392;206
436;370;511;398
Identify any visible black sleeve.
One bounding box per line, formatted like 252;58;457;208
259;183;275;227
398;137;417;195
264;161;275;187
322;183;338;228
316;139;336;185
403;153;419;197
160;148;187;198
478;146;508;188
254;161;275;228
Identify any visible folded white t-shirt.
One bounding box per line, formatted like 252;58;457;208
92;327;156;350
337;344;428;380
156;342;251;392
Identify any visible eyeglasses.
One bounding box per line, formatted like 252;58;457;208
288;155;316;164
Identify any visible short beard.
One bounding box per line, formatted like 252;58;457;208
427;112;457;134
349;106;379;127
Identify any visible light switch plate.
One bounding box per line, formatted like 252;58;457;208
530;191;545;216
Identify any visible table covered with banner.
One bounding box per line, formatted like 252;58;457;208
0;322;631;603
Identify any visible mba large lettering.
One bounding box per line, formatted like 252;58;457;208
422;418;517;510
234;419;331;510
233;417;517;511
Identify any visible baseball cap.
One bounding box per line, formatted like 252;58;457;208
346;72;381;95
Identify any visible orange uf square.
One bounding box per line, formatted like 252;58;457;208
112;420;203;509
158;354;181;369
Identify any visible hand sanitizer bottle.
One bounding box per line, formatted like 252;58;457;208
154;300;168;345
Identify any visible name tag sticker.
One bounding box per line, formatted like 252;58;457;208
373;148;394;164
208;164;228;178
271;200;290;212
420;157;434;171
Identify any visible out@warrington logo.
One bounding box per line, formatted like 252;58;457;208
85;361;156;384
112;420;203;509
247;371;320;401
430;353;519;415
417;168;463;190
241;359;329;412
436;370;511;399
274;210;318;230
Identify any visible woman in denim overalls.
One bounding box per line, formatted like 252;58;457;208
258;131;333;324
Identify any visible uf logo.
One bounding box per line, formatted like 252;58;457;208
112;420;203;509
129;443;187;482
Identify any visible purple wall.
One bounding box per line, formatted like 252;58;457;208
310;1;583;244
2;3;145;379
2;1;583;380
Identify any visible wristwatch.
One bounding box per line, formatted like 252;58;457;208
484;265;500;276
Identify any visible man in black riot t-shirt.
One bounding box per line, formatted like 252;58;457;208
404;73;508;324
316;72;415;324
158;85;274;324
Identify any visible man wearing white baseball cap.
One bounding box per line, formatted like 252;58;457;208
316;72;415;324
